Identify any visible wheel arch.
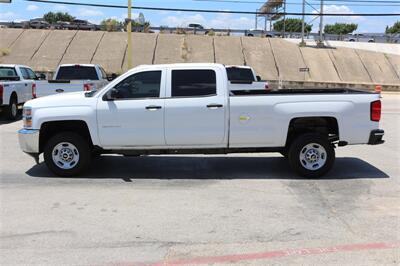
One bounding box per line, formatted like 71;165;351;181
285;116;339;147
39;120;93;153
10;91;17;103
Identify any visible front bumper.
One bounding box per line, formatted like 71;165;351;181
18;129;40;154
368;129;385;145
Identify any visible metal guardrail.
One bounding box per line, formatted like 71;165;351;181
0;21;399;43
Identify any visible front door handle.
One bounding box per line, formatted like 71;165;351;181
207;104;223;109
145;105;162;111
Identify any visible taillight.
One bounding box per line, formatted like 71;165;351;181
0;84;3;99
265;82;269;90
371;100;381;122
83;83;91;91
32;83;37;98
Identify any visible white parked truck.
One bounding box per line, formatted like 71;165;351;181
0;64;37;120
226;65;270;93
18;63;384;178
35;64;110;98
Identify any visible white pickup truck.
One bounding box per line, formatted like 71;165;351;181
18;63;384;178
0;64;37;120
35;64;109;98
226;65;270;93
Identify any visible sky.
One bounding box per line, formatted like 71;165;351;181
0;0;399;33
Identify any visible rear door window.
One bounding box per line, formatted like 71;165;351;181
171;70;216;97
226;67;255;82
23;68;37;80
99;67;107;79
56;66;99;80
20;68;30;80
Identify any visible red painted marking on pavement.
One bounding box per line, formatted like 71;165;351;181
129;242;400;266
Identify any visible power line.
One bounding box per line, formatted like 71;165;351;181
24;0;400;16
194;0;400;6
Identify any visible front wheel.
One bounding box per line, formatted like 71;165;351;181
44;132;91;177
288;133;335;178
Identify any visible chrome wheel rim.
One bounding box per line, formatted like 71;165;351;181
11;103;17;117
299;143;327;171
52;142;80;170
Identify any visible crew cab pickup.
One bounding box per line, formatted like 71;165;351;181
0;64;37;120
35;64;109;98
18;63;384;178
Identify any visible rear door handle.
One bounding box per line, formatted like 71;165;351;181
145;105;162;111
207;104;223;109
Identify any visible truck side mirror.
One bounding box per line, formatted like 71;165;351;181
107;73;117;81
103;88;119;101
256;75;261;82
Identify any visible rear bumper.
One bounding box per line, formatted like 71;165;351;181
368;129;385;145
18;129;40;154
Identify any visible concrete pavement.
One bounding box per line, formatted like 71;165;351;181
0;94;399;265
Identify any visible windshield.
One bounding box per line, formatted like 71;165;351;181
56;66;99;80
226;67;255;82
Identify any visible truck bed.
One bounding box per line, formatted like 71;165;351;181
230;88;373;96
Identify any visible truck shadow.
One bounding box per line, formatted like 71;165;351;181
0;113;22;125
26;156;389;181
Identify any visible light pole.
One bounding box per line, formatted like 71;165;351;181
127;0;133;69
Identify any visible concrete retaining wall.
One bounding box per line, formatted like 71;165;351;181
214;36;244;66
123;33;158;71
91;32;127;74
0;29;399;88
0;28;24;49
241;38;278;80
1;29;50;65
300;47;341;83
60;31;105;65
328;47;373;83
269;38;310;81
28;30;77;72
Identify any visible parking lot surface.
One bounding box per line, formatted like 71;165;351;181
0;93;399;265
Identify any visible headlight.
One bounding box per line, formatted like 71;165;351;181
23;107;32;128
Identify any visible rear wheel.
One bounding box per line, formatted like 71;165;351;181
44;132;91;177
5;95;18;120
288;133;335;178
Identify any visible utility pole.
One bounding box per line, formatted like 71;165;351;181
127;0;133;69
318;0;325;47
282;0;286;38
300;0;306;46
255;9;258;29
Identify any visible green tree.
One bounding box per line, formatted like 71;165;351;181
324;23;358;35
43;12;75;24
385;21;400;34
100;18;123;32
273;18;312;33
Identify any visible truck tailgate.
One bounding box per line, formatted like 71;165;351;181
35;80;86;98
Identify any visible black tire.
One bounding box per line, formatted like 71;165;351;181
288;133;335;178
44;132;91;177
5;95;19;120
